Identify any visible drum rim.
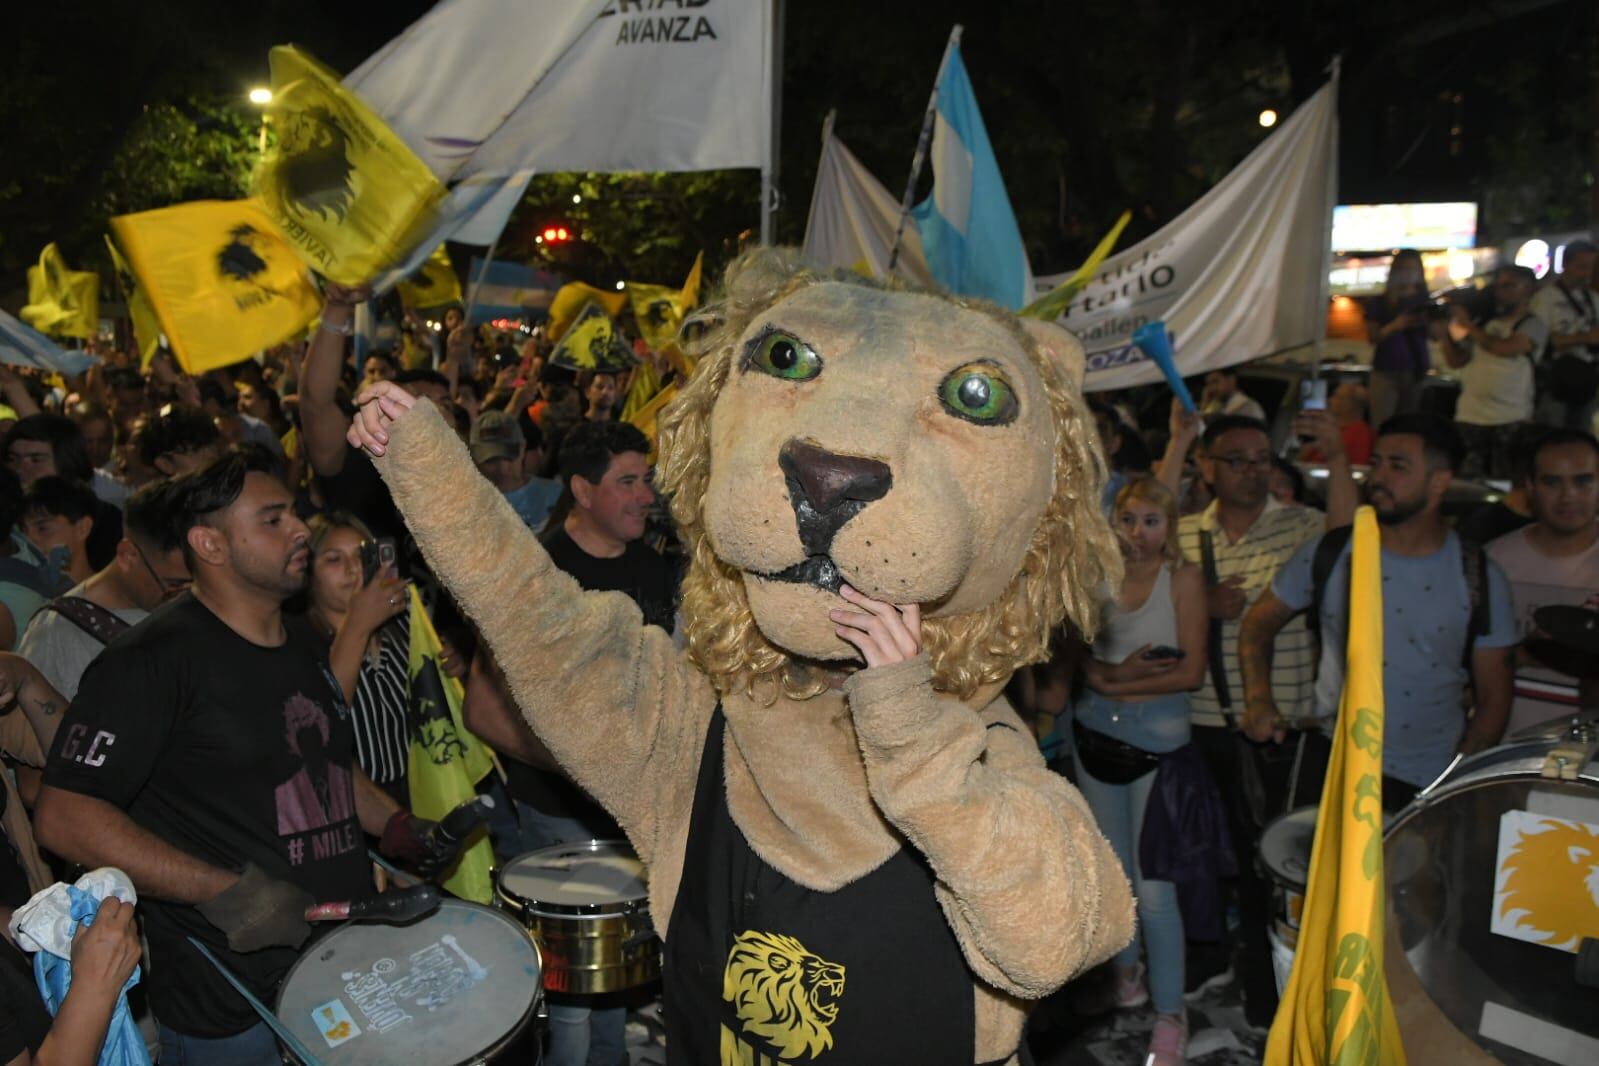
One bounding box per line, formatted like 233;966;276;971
1384;765;1599;841
274;897;544;1065
494;838;650;916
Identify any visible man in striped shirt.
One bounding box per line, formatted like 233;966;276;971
1163;409;1353;1024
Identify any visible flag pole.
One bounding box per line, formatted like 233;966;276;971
760;0;785;245
887;24;963;272
1311;56;1341;378
461;235;501;338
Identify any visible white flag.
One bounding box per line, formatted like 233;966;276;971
348;0;774;260
801;126;935;286
1036;76;1338;392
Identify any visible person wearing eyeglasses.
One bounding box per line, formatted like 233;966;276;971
17;479;189;722
1157;410;1354;1027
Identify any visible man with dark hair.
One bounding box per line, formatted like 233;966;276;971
1487;429;1599;734
133;405;224;478
71;403;130;509
20;477;99;585
1442;265;1550;479
1200;366;1266;423
18;479;189;708
1456;424;1543;544
461;417;675;1066
1242;413;1516;808
1531;239;1599;428
34;449;459;1065
5;414;93;489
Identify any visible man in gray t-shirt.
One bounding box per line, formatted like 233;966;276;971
1240;414;1517;805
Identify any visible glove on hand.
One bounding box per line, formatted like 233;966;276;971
379;811;460;878
196;863;313;953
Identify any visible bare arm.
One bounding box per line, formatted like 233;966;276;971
29;898;143;1066
1154;399;1200;498
1462;645;1513;755
0;369;41;419
1296;410;1358;528
1549;325;1599;352
1238;588;1299;741
462;649;561;774
353;767;401;836
0;654;68;753
1461;320;1535;359
33;787;235;903
300;284;369;476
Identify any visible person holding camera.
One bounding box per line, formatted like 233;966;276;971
301;512;412;806
1442;265;1550;481
1364;249;1433;425
1075;476;1209;1066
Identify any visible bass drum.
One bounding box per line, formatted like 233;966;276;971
1385;730;1599;1064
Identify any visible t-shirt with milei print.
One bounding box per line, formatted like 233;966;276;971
43;593;372;1039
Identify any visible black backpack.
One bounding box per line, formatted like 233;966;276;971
1307;525;1490;668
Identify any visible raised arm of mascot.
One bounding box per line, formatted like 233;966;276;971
351;249;1132;1066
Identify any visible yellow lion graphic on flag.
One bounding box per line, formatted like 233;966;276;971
723;931;846;1060
1498;815;1599;952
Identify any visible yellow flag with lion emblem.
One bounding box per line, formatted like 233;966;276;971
627;251;703;354
1268;506;1406;1065
255;45;446;285
21;243;99;339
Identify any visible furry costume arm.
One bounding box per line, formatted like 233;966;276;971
845;653;1134;999
370;403;714;865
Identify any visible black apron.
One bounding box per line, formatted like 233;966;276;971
663;706;1007;1065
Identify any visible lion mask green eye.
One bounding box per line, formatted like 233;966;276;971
939;362;1018;425
746;330;822;382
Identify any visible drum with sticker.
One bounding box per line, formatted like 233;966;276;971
495;839;660;995
1385;730;1599;1064
275;899;542;1065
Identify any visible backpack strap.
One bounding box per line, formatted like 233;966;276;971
1458;537;1490;668
1307;524;1355;644
41;596;134;647
1198;529;1232;712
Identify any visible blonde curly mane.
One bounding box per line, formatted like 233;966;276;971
656;248;1120;704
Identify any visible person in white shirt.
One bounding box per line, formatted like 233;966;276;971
1530;240;1599;429
1441;266;1550;480
1200;366;1267;423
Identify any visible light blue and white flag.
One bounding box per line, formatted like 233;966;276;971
910;46;1032;310
0;309;98;375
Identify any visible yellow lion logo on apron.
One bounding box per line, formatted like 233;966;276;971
723;931;846;1060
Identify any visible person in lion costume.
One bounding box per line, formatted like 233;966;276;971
349;248;1134;1065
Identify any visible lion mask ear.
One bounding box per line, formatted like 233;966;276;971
1018;319;1086;389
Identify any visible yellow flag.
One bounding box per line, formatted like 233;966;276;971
21;243;99;339
255;45;446;285
396;244;461;312
546;282;628;342
625;381;679;462
620;358;662;425
1268;507;1406;1065
548;302;637;373
110;200;321;375
1019;210;1133;321
405;587;496;904
627;251;704;354
104;236;162;366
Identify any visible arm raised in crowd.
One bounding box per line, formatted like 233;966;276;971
349;382;715;864
1294;408;1357;528
1237;587;1300;742
299;283;370;477
1154;398;1200;499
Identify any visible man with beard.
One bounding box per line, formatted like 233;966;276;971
34;449;458;1066
1240;413;1517;812
1487;429;1599;734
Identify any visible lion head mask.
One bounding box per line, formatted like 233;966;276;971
657;249;1119;704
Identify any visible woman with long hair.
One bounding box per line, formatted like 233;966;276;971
1076;477;1208;1065
1366;248;1432;425
301;513;411;806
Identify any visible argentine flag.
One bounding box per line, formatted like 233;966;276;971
911;45;1032;310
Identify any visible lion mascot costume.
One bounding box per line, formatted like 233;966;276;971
352;249;1134;1065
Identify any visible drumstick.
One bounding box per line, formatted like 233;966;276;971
305;884;441;923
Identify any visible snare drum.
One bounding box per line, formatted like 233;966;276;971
276;899;542;1066
495;839;660;995
1385;734;1599;1063
1258;805;1318;948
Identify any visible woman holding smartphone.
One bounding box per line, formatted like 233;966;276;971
1076;476;1208;1065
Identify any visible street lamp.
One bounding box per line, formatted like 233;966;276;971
248;87;273;106
1258;108;1279;129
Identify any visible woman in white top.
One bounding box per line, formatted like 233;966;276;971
1075;476;1206;1066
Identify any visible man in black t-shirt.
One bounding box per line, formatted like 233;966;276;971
35;450;458;1065
464;420;676;1066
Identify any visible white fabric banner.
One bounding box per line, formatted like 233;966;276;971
350;0;772;183
800;128;935;286
1035;78;1338;392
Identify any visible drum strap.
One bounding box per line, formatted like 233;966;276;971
1198;530;1233;716
187;936;325;1066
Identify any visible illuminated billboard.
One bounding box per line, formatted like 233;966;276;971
1331;202;1478;252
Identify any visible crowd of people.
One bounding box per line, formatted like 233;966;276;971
0;240;1596;1066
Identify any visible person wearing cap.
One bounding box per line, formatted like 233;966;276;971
471;410;561;534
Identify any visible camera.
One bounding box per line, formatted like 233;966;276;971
360;537;398;583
